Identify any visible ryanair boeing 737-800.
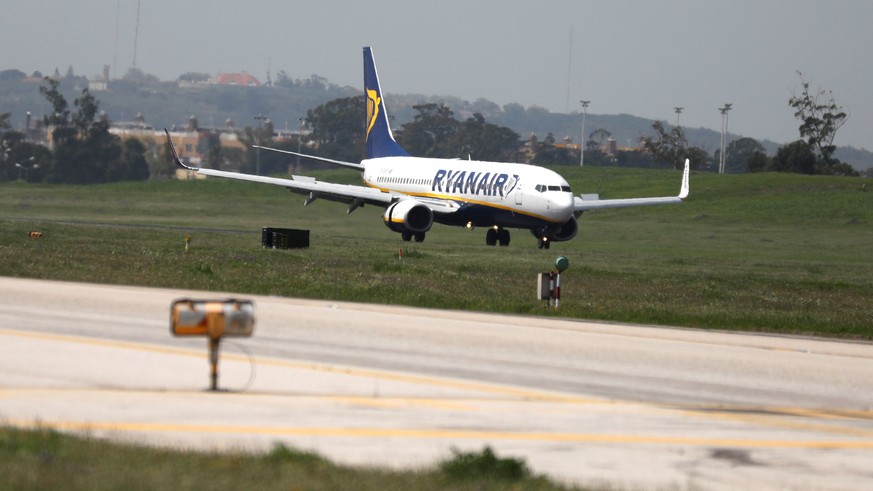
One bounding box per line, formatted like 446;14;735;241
167;47;689;248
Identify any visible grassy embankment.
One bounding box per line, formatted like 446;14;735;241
0;426;575;491
1;166;871;337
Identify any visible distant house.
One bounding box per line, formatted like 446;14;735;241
209;73;261;87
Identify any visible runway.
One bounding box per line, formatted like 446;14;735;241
2;276;873;490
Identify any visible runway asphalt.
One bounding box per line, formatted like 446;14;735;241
2;276;873;490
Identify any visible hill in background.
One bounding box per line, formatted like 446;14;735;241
2;75;871;170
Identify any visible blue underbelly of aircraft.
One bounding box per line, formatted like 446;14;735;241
433;202;556;230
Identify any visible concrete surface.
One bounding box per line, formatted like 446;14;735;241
2;277;873;490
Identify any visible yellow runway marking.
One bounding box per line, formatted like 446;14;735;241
8;418;873;450
327;396;473;411
0;327;203;360
5;327;873;446
0;327;601;404
671;406;873;439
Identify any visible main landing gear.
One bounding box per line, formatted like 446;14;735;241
485;227;510;247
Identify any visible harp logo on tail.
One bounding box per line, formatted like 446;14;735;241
366;89;380;139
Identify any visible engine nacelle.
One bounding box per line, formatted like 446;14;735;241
530;216;578;242
551;216;578;242
382;200;434;234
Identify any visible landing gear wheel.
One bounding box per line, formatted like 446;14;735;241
485;229;497;246
413;232;426;243
401;232;412;242
498;229;510;247
537;238;551;249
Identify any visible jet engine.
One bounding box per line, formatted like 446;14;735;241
382;199;434;234
550;216;578;242
530;216;578;242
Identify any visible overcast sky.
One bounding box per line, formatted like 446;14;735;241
3;0;871;149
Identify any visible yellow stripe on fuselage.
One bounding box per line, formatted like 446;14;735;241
366;183;564;224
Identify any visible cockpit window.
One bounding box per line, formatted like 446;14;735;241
536;184;572;193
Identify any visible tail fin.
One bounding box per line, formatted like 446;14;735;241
363;47;409;159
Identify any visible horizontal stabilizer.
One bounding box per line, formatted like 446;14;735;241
252;145;364;171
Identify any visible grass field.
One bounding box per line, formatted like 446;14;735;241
1;166;872;338
1;166;872;489
0;426;577;491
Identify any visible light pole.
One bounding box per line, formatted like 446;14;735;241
14;157;37;182
579;100;590;166
297;117;306;167
718;103;732;174
674;106;684;127
253;114;267;175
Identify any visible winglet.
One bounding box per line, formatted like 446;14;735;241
678;159;690;199
363;47;410;159
164;128;196;170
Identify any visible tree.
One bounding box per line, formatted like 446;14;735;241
178;72;211;83
123;67;160;84
718;137;766;173
446;113;520;162
126;138;150;180
38;78;149;183
397;103;458;157
39;78;70;127
641;121;688;169
305;95;365;163
531;143;576;166
587;128;612;151
789;72;847;166
397;104;520;161
684;147;713;171
771;140;817;174
0;139;51;183
746;151;771;173
641;120;710;170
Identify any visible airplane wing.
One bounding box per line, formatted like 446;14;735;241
165;129;395;212
573;159;690;212
165;128;468;216
195;168;396;209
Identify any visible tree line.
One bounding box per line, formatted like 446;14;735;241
298;71;859;176
636;72;857;175
0;73;863;184
1;78;148;183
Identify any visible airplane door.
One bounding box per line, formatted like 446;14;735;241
514;184;523;205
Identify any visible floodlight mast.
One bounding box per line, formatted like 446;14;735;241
579;100;590;166
718;103;732;174
254;114;267;175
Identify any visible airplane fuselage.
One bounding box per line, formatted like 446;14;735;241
362;156;575;230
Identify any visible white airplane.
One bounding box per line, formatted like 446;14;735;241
166;46;689;248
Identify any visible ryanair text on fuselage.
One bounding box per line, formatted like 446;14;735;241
432;169;519;198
